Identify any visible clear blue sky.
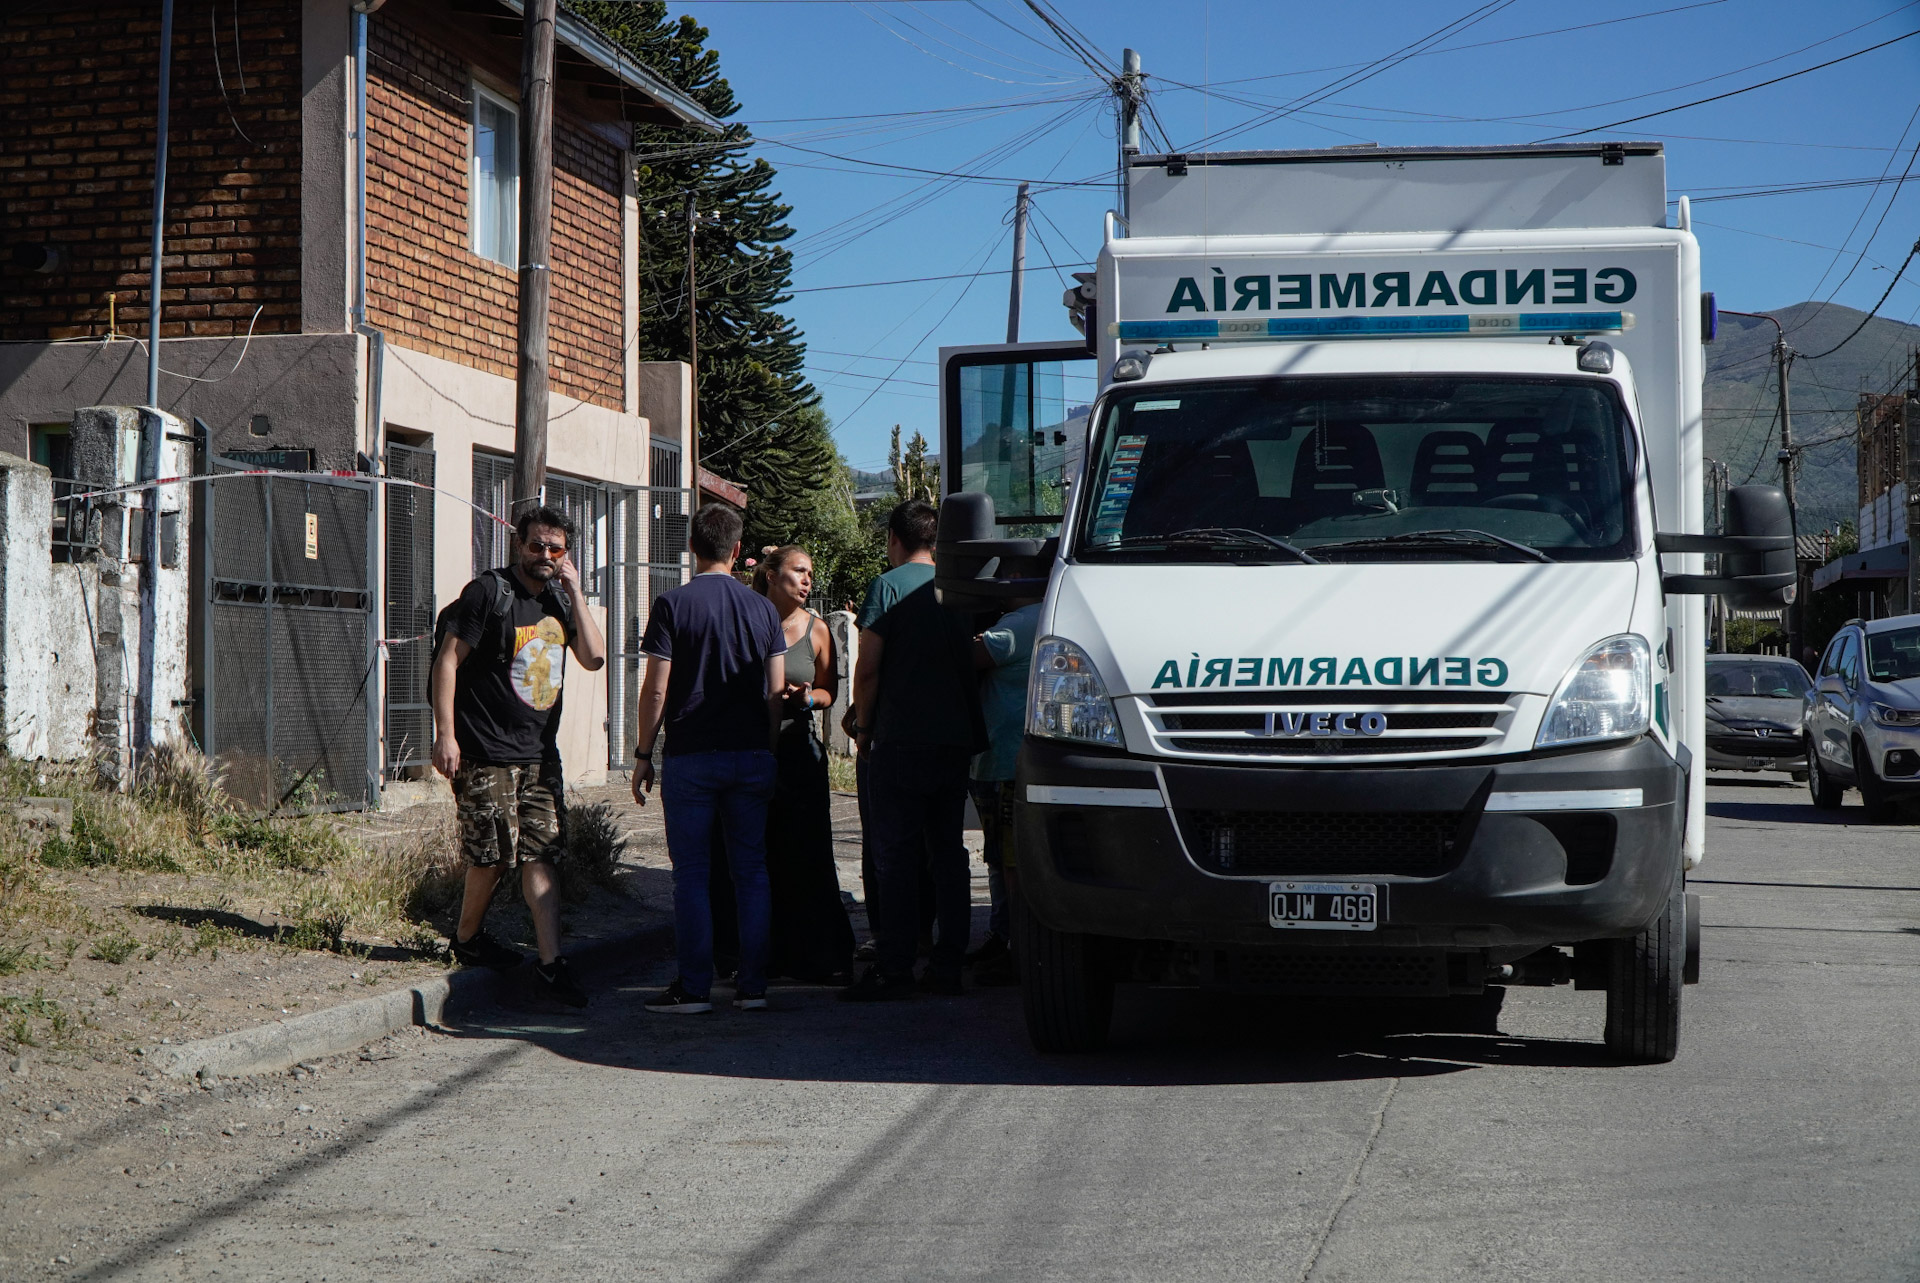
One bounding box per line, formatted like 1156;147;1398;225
673;0;1920;474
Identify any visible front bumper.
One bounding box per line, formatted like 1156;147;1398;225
1705;728;1805;772
1014;735;1684;957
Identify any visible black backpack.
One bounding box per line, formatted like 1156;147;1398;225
430;567;574;677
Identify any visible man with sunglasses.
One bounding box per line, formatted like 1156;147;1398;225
432;506;606;1007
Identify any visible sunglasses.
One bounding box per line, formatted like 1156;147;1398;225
524;540;569;557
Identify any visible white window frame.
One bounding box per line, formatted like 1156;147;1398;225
470;80;520;269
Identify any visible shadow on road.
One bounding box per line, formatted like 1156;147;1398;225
1706;799;1869;826
441;979;1621;1088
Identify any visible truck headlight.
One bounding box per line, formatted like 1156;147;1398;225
1536;634;1651;748
1029;636;1122;747
1870;702;1920;727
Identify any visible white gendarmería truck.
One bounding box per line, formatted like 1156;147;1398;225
935;143;1793;1061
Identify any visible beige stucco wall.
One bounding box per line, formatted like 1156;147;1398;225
378;342;664;788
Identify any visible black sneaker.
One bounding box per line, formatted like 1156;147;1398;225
837;969;915;1003
734;991;768;1011
853;939;878;963
965;932;1009;967
918;969;963;997
534;957;588;1008
644;980;713;1015
449;928;524;971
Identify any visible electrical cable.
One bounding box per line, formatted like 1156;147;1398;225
1543;29;1920;140
1797;108;1920;320
1799;240;1920;360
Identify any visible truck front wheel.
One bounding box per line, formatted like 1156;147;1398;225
1016;901;1113;1053
1603;871;1683;1063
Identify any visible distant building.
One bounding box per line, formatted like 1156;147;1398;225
1810;372;1918;619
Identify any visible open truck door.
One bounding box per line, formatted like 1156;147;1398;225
938;341;1098;533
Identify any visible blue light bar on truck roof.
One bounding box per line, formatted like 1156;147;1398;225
1108;311;1634;342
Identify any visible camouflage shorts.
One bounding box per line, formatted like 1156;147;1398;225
454;763;561;869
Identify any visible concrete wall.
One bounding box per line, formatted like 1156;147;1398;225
0;333;362;467
1860;483;1907;554
0;452;55;758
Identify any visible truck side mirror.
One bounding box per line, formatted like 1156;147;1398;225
1656;484;1796;611
933;492;1056;614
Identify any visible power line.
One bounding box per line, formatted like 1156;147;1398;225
788;258;1090;293
1544;29;1920;140
1800;239;1920;359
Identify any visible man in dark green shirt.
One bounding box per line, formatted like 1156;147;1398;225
843;500;980;1000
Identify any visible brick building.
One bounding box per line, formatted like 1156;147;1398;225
0;0;721;798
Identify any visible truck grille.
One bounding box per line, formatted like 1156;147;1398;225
1177;809;1461;877
1140;690;1517;761
1226;949;1447;995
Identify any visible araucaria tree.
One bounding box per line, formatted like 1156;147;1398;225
568;1;835;550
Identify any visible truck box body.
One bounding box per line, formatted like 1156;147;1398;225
939;143;1728;1057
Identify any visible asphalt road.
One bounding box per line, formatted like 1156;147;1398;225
13;772;1920;1281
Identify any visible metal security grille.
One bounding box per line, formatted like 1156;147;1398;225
545;472;606;601
384;443;435;771
202;457;376;811
605;478;693;767
472;450;514;575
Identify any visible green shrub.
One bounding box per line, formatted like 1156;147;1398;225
87;931;140;965
557;801;627;902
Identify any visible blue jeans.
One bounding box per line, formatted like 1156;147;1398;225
867;743;972;979
661;749;778;997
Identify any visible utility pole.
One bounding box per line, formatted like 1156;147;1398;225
1904;350;1920;614
136;0;177;760
1006;182;1029;343
1116;48;1141;219
1774;330;1802;664
509;0;557;516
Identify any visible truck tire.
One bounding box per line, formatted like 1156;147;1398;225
1854;738;1900;823
1807;745;1844;810
1016;901;1112;1053
1603;871;1682;1063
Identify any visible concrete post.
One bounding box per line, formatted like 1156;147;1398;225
70;406;142;786
826;609;858;757
0;453;55;759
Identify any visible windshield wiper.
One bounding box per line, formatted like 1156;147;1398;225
1091;527;1322;565
1311;528;1554;563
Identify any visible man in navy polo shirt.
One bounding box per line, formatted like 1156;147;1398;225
630;503;788;1014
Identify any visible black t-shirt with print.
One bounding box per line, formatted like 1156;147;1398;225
449;571;576;766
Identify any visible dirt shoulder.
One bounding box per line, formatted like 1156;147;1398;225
0;776;679;1184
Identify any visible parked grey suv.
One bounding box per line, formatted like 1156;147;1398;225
1704;654;1810;781
1805;615;1920;820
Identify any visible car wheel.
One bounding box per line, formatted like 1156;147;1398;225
1016;899;1113;1053
1604;868;1683;1063
1854;737;1901;823
1807;744;1844;810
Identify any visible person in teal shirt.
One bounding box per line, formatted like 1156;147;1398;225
966;594;1042;986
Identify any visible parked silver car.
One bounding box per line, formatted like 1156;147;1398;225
1704;654;1810;780
1805;615;1920;820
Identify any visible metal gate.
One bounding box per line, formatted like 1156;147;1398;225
605;483;692;766
384;443;435;772
201;457;378;811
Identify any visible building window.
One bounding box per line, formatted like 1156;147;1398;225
471;82;519;268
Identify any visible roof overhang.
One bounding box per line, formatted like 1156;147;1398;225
491;0;724;134
1811;541;1908;592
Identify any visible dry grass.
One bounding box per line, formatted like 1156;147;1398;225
0;750;465;963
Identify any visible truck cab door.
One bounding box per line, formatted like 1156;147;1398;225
939;341;1098;535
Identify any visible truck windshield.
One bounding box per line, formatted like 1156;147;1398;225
1074;375;1637;563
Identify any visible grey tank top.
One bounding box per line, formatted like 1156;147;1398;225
784;616;817;687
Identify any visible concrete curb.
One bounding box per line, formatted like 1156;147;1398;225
147;919;673;1081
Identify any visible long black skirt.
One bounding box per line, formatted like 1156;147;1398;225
710;720;855;981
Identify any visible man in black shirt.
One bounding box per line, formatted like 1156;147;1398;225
842;500;983;1002
629;502;787;1014
432;505;606;1006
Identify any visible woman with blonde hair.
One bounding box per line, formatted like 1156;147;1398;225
717;544;855;981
